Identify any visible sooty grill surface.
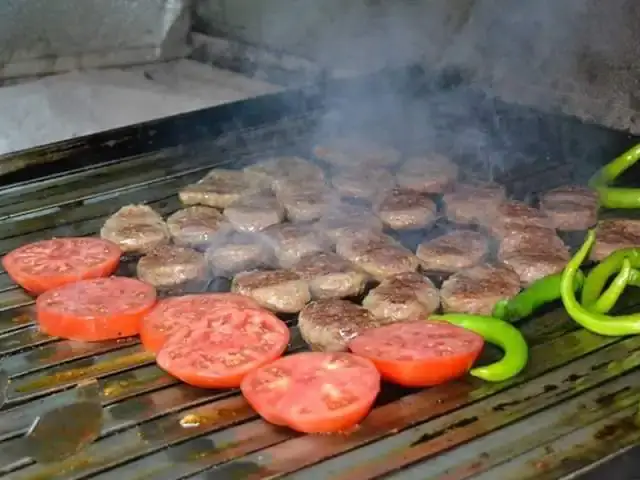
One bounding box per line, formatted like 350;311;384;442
1;67;640;480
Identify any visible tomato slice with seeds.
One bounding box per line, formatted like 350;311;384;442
348;321;484;387
156;307;290;389
36;277;156;341
3;237;122;295
139;293;262;354
241;352;381;433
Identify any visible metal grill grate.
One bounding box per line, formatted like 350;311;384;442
1;68;640;480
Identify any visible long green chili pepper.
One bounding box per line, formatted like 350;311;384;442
493;270;585;323
589;144;640;209
561;230;640;336
430;313;528;383
591;258;632;314
582;248;640;307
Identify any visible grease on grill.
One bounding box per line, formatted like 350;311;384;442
410;416;479;446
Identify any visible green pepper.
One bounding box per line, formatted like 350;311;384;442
582;248;640;308
493;270;585;323
590;258;633;314
589;144;640;209
430;313;528;383
561;230;640;336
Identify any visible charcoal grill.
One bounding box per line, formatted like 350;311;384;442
2;66;640;480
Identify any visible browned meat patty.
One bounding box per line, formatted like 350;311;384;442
362;272;440;322
395;154;459;194
166;206;229;248
231;269;310;313
292;252;368;300
275;181;333;223
417;230;490;273
244;156;325;189
350;244;420;281
100;204;170;254
315;203;384;242
298;299;382;352
136;245;207;289
335;231;399;262
501;252;569;287
498;230;568;260
440;263;521;315
444;181;506;225
205;232;272;276
331;167;396;201
485;201;553;238
591;219;640;261
313;137;401;169
178;169;261;208
223;191;284;233
263;223;331;268
540;185;599;231
374;188;438;230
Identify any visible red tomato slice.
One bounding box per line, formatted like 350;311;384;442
36;277;157;341
241;352;381;433
348;321;484;387
156;307;290;389
139;293;262;354
3;237;122;295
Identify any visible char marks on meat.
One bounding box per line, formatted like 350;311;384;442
362;272;440;322
540;185;599;231
417;230;489;273
292;252;368;300
396;154;459;194
298;299;382;352
178;169;261;209
440;263;521;315
331;167;396;201
223;191;284;233
205;232;271;276
100;204;170;254
136;245;207;289
231;269;310;313
444;181;506;225
591;219;640;261
313;137;401;169
374;188;437;230
263;223;330;268
166;206;229;248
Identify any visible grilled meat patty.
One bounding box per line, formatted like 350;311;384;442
315;202;384;243
591;219;640;261
362;272;440;322
223;191;284;233
335;231;399;262
100;204;170;254
298;299;382;352
263;223;331;268
244;156;325;190
331;167;396;201
166;206;229;248
417;230;490;273
348;243;420;281
205;232;271;276
178;169;260;209
540;185;599;231
440;263;521;315
485;201;552;238
374;188;438;230
313;137;401;169
275;181;333;223
136;245;207;289
444;181;506;225
395;154;459;194
292;252;368;300
231;269;310;313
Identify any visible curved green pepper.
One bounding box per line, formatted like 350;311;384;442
582;248;640;307
589;144;640;209
591;258;633;314
430;313;528;383
561;230;640;336
493;270;585;323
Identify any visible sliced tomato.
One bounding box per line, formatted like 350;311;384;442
139;293;262;354
348;321;484;387
241;352;380;433
36;277;157;341
156;307;290;389
3;237;122;295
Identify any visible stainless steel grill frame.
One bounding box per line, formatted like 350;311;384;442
1;67;640;480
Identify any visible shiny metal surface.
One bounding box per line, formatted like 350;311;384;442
0;95;639;479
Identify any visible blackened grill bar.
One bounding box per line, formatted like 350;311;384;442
1;66;640;479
